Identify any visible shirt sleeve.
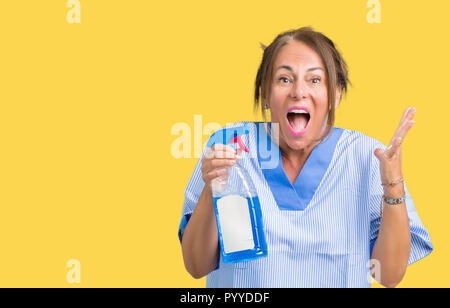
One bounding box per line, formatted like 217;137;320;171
368;141;433;265
177;148;207;244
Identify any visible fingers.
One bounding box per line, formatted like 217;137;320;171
202;155;238;173
201;144;241;185
390;107;416;147
395;108;415;134
385;137;403;159
383;107;416;159
208;158;238;169
203;167;229;184
211;144;236;153
205;144;240;159
374;147;386;162
397;108;416;137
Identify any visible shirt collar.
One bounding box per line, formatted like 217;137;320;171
256;123;344;211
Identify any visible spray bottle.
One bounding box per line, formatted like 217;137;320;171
206;125;268;263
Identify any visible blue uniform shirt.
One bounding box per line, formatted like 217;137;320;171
178;121;433;288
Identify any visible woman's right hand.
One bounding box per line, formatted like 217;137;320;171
201;144;242;190
183;144;241;278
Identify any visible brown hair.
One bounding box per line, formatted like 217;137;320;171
254;26;350;143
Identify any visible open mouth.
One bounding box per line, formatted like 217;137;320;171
286;107;311;136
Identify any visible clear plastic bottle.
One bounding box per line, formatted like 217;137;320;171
207;125;267;263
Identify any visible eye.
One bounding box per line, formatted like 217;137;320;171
311;77;321;84
278;77;291;84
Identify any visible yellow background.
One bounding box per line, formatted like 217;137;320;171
0;0;447;287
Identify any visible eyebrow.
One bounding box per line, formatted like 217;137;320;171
275;65;324;73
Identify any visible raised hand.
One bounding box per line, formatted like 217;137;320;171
374;107;416;195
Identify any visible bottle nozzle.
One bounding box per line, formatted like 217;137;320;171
229;135;249;153
206;125;250;153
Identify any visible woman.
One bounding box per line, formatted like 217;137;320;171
178;27;433;288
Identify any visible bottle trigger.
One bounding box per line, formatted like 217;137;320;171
229;135;249;153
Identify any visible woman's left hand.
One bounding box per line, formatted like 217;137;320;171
374;107;417;194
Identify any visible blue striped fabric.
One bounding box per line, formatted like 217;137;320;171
178;121;433;288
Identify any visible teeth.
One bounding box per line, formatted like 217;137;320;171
289;109;309;114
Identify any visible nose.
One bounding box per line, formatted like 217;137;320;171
290;79;308;100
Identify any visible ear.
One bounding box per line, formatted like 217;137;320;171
335;86;342;109
262;98;270;110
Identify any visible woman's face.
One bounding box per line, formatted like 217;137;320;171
267;40;340;153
